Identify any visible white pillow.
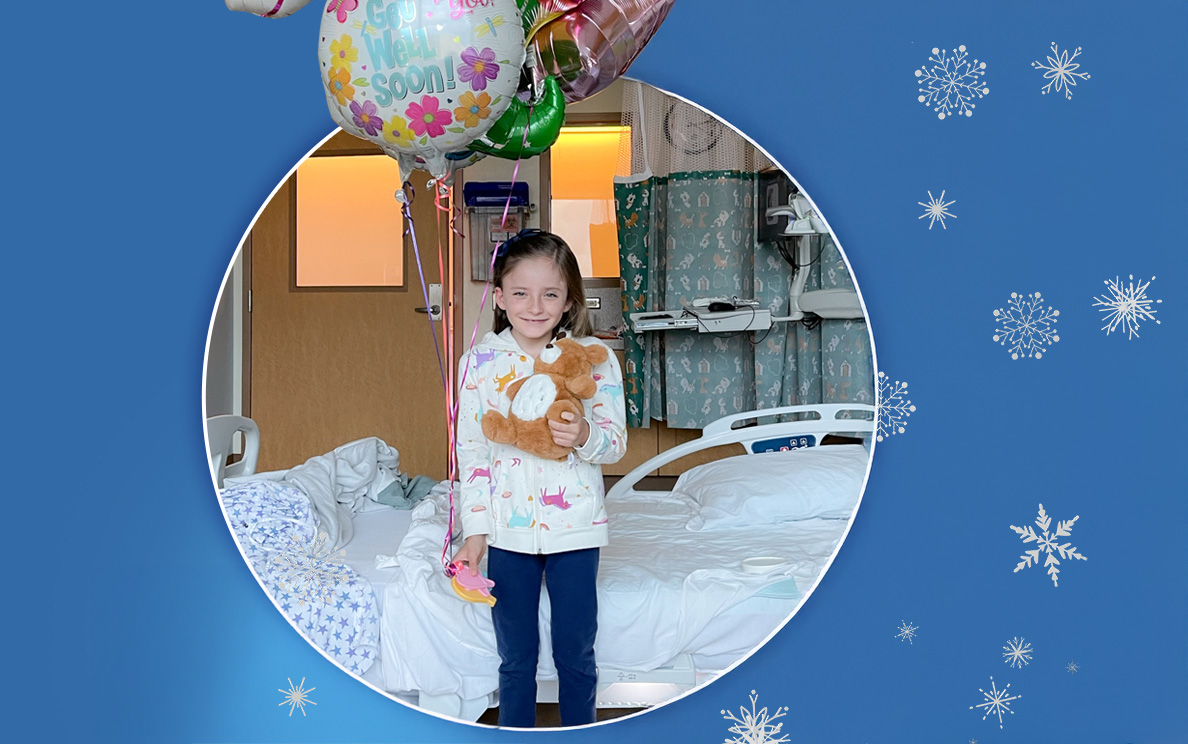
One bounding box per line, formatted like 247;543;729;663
680;445;869;531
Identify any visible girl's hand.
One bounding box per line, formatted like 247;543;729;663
452;534;487;572
549;411;590;449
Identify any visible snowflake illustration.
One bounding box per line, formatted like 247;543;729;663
1032;43;1091;100
1066;660;1081;674
917;189;956;229
969;676;1021;729
992;292;1060;360
279;677;317;717
876;372;915;442
1010;504;1088;588
1093;274;1162;339
915;45;989;119
721;690;790;744
1002;637;1033;669
895;620;919;644
273;531;350;606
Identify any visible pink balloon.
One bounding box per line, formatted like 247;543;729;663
526;0;675;103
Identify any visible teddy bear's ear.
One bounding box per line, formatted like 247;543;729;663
584;343;609;365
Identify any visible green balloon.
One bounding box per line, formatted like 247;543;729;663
469;76;566;160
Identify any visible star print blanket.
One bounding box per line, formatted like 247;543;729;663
221;480;380;675
226;436;406;549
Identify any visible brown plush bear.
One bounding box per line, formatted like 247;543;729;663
481;337;610;460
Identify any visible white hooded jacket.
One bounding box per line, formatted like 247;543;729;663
457;329;627;554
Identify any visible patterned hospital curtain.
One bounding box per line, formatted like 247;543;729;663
757;233;874;419
618;176;874;430
815;238;874;413
753;236;793;412
648;179;668;423
611;82;872;430
662;170;755;428
615;176;657;428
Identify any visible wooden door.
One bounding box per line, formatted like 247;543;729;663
249;133;451;478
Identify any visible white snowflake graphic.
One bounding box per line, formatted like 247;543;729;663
721;690;790;744
1010;504;1088;588
1093;274;1162;339
918;189;957;229
273;531;350;606
279;677;317;717
1032;43;1091;100
1002;637;1033;669
895;620;919;644
992;292;1060;360
969;676;1021;729
1066;660;1081;674
876;372;916;442
915;45;989;119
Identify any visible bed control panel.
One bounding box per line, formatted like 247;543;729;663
750;434;815;453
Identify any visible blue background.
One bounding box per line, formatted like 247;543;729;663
7;1;1183;742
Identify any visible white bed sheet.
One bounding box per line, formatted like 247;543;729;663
589;490;846;671
336;487;443;689
344;501;416;614
377;486;847;699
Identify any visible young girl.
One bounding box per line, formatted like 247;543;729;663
453;229;627;728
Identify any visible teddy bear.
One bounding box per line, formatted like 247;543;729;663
481;336;610;460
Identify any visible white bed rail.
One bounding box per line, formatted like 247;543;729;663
606;404;874;500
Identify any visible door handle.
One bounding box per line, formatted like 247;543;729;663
415;284;443;321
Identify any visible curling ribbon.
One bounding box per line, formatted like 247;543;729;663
441;107;535;576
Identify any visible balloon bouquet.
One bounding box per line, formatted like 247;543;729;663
227;0;675;602
228;0;674;182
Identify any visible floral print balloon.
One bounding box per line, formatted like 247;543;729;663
315;0;526;180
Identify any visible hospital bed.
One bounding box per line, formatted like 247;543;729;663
208;403;874;722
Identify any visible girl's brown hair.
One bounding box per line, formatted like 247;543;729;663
492;229;592;339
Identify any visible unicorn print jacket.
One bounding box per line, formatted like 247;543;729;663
457;329;627;555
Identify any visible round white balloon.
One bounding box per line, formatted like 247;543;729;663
318;0;525;179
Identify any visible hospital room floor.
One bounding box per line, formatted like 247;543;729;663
476;705;642;726
474;475;675;727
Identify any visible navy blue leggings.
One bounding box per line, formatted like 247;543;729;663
487;546;599;728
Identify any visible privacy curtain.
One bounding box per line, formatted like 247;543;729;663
617;178;873;430
613;82;872;429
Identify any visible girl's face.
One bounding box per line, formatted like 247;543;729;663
495;256;572;355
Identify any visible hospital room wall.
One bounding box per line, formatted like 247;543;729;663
205;254;244;419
